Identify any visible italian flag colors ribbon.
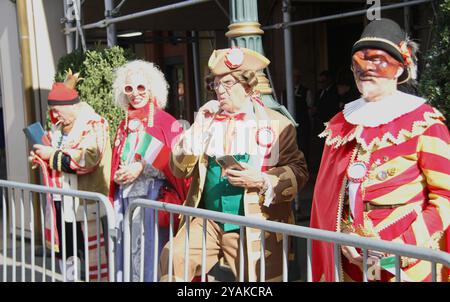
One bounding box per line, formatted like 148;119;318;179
378;255;413;281
121;131;170;170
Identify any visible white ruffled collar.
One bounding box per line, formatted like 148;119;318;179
343;91;426;127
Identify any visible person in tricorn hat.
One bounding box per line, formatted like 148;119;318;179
159;47;309;281
310;19;450;281
30;70;112;281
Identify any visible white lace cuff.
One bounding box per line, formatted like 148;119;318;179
261;173;274;207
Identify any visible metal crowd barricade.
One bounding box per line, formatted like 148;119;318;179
123;199;450;282
0;180;115;282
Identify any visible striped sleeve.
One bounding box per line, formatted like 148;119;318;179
400;122;450;248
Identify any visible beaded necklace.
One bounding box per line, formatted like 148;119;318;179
57;134;64;148
119;99;155;164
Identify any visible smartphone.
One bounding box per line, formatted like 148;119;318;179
368;250;385;259
23;122;51;146
216;155;244;171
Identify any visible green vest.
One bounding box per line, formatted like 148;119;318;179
202;154;250;232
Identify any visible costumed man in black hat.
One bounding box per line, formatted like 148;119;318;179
310;19;450;281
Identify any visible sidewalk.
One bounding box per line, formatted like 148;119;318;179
0;223;63;282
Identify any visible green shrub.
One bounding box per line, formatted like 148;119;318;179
55;46;135;141
419;0;450;125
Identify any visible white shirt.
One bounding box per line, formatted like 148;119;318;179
205;100;257;157
182;99;275;207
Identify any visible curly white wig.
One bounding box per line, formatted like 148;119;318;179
113;60;168;109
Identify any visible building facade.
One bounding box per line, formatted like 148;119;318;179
0;0;435;182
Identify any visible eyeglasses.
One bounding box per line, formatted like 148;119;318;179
123;84;147;95
209;79;239;91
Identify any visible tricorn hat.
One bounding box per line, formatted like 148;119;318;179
351;19;418;84
208;47;270;76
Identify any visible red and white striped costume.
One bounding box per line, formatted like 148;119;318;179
311;92;450;282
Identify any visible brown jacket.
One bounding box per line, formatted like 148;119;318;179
170;101;308;281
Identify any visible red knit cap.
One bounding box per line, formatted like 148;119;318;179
47;82;79;106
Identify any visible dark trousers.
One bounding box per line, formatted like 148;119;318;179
54;200;85;260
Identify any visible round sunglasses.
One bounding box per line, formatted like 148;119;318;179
123;84;147;95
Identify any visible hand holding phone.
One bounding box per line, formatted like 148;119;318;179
23;122;51;146
368;250;385;259
216;155;244;171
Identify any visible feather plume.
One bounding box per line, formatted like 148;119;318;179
63;68;83;89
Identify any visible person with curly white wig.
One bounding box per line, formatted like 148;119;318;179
109;60;189;282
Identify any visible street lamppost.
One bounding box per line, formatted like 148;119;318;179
226;0;296;124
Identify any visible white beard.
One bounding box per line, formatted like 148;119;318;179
358;81;380;100
357;77;396;101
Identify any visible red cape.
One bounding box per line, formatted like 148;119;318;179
310;114;356;281
310;103;449;281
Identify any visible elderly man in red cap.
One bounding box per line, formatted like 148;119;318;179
159;47;309;282
30;70;111;281
311;19;450;282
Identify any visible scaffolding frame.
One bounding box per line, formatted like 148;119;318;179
62;0;435;114
263;0;433;30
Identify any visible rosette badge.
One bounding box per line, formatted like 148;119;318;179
256;126;275;148
224;47;245;69
347;161;368;183
128;119;142;132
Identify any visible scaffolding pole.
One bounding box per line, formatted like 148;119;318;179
104;0;117;47
72;0;86;51
403;0;411;34
191;31;202;110
263;0;433;30
63;0;74;53
282;0;295;117
64;0;212;34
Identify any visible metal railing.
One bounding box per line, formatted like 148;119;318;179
2;179;448;282
0;180;116;282
123;199;450;282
